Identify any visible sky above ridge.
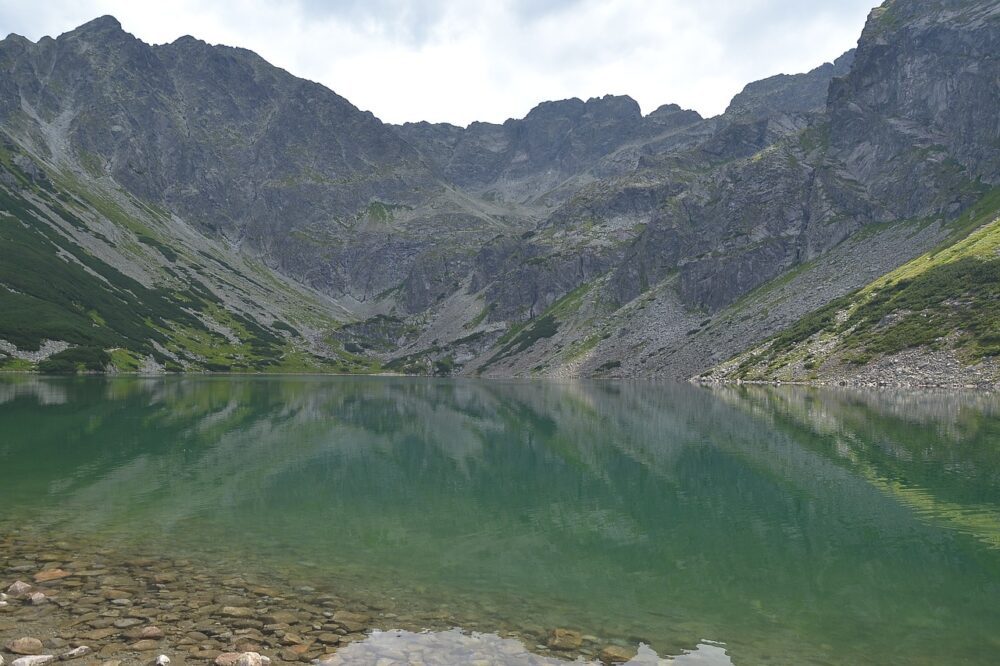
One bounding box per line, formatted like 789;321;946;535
0;0;877;126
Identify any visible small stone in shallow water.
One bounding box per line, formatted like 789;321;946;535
599;645;638;663
154;656;170;666
6;581;32;597
33;569;71;583
58;647;91;661
214;653;240;666
6;638;44;655
331;611;369;633
28;592;48;605
547;629;583;651
11;657;55;666
236;653;270;666
140;627;165;640
221;607;255;618
130;640;161;652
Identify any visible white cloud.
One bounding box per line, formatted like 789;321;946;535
0;0;876;126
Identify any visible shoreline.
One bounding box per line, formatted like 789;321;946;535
0;530;637;666
691;377;1000;391
3;370;999;392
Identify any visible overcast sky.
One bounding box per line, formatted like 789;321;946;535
0;0;877;126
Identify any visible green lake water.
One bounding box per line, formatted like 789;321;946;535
1;375;999;664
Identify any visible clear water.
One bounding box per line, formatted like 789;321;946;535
1;375;999;664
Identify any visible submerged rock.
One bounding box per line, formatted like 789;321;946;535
599;645;637;663
331;611;369;633
154;656;170;666
11;657;55;666
547;628;582;650
236;652;270;666
28;592;48;605
6;638;44;655
33;569;71;583
58;647;91;661
6;581;32;597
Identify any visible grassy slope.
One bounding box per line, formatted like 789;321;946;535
0;137;381;374
708;188;1000;382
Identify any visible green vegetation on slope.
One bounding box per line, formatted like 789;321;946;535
725;189;1000;379
0;142;346;374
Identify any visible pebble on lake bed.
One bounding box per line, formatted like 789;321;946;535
6;638;44;655
33;569;71;583
547;628;583;650
5;581;32;597
599;645;638;663
154;656;170;666
57;647;90;661
11;657;56;666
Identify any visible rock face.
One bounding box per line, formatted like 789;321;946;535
0;1;997;381
725;50;855;121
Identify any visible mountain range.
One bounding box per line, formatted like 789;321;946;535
1;0;998;384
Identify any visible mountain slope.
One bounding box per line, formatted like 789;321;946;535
0;132;367;373
1;0;997;380
702;189;1000;388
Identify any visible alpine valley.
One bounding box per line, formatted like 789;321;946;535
1;0;998;385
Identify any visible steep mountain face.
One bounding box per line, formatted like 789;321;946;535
0;16;506;312
1;0;997;380
724;50;856;121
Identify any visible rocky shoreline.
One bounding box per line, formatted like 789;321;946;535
0;532;643;666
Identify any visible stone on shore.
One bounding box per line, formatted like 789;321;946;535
6;638;44;655
58;647;91;661
11;657;55;666
547;628;583;650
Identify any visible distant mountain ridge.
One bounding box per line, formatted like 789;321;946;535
1;0;997;384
